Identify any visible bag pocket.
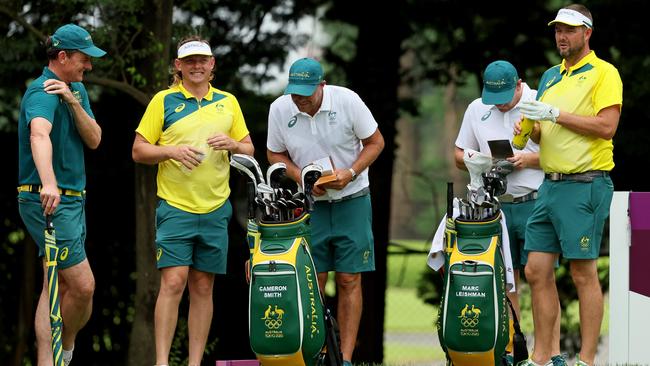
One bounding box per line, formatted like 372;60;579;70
250;263;302;355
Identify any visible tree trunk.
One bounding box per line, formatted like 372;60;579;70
127;0;172;364
128;165;160;366
11;237;36;366
443;65;463;195
347;7;406;364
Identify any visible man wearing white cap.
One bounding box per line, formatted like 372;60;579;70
132;35;254;366
516;4;623;366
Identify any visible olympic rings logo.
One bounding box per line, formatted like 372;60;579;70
460;317;479;328
265;319;283;329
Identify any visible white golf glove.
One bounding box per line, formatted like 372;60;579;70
520;100;560;123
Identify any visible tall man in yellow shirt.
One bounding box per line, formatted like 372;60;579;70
132;36;254;366
517;4;623;366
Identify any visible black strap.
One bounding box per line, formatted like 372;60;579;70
506;296;529;364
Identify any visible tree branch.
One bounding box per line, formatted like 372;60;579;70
0;4;47;42
84;75;151;106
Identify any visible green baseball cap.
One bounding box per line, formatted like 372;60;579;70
51;24;106;58
482;60;518;105
284;58;323;96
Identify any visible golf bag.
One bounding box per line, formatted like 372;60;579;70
438;212;510;366
436;152;527;366
232;155;342;366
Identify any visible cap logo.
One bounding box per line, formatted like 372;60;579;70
53;39;60;47
485;79;507;87
85;35;92;41
290;71;315;81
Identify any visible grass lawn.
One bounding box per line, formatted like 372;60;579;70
385;240;445;365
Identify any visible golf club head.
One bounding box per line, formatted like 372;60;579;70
301;164;323;212
230;154;265;185
301;164;323;193
266;162;287;188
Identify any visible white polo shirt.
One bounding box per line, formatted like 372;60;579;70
267;85;378;201
455;83;543;197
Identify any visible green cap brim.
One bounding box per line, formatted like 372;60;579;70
284;83;317;96
79;45;107;58
482;86;515;105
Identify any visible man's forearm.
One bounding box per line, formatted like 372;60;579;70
31;134;57;187
68;99;102;149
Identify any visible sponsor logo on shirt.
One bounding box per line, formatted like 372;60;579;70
288;116;297;128
175;103;186;113
481;111;491;121
215;103;224;112
328;111;337;125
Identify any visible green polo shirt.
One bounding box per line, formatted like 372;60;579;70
18;67;94;192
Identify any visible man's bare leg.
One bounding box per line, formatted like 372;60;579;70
571;259;602;365
155;266;189;365
59;259;95;350
525;252;560;364
336;272;362;363
187;269;215;366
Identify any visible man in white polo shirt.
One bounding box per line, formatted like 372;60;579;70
267;57;384;365
455;60;563;365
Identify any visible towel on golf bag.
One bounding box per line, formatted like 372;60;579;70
248;214;326;366
427;198;515;291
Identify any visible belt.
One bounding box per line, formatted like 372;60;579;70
17;184;84;197
545;170;609;183
499;191;538;204
324;187;370;203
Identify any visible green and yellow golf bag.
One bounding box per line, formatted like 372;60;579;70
437;212;510;366
248;214;333;366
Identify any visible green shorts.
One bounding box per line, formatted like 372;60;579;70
524;176;613;260
501;200;535;269
310;194;375;273
18;192;87;269
155;199;231;274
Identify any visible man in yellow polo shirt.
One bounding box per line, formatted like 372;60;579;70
516;4;623;366
132;36;254;366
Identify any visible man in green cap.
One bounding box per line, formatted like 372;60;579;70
267;57;385;365
517;4;623;366
17;23;106;365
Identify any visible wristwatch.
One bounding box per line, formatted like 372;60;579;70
348;168;357;181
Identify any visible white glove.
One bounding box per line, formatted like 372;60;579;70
520;100;560;123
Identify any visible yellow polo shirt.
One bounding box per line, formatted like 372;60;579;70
136;82;249;213
536;51;623;173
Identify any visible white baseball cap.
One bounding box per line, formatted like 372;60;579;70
177;41;212;59
548;9;593;28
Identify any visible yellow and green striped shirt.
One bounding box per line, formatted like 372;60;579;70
136;82;249;213
536;51;623;173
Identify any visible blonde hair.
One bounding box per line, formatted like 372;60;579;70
170;35;214;87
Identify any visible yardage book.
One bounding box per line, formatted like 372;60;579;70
312;156;337;186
